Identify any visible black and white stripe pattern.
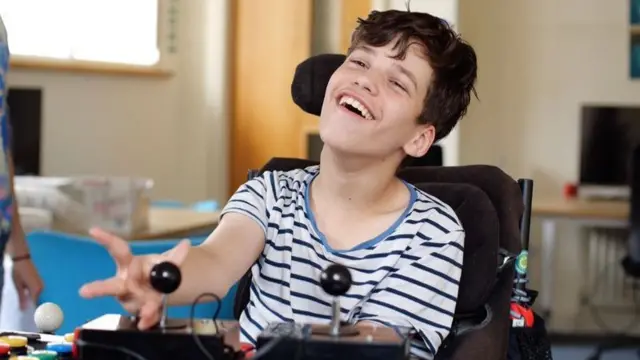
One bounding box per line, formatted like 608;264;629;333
221;166;465;359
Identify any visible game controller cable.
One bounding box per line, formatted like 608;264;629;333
189;292;231;360
247;337;284;360
188;291;288;360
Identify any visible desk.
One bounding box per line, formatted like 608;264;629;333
131;208;221;240
532;198;628;321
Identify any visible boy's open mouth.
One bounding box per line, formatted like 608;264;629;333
338;95;374;120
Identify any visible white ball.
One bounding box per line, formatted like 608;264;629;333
34;302;64;333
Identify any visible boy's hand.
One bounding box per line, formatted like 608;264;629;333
79;227;191;330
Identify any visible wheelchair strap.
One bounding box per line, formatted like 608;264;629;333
437;248;515;357
436;304;492;357
497;247;517;274
452;304;493;336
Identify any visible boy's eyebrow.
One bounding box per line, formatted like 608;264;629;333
351;44;374;54
352;45;418;91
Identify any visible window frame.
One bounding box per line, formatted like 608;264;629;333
1;0;173;78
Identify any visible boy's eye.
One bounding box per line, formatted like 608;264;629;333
391;80;407;92
350;59;366;67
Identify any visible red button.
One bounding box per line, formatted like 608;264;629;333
0;342;10;355
240;343;255;358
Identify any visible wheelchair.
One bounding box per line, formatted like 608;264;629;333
232;54;551;360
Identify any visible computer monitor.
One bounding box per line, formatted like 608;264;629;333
579;105;640;198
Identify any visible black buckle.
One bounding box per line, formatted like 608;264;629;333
498;248;517;274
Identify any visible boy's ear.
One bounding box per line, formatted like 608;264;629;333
403;124;435;158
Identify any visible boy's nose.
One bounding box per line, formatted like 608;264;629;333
353;74;379;96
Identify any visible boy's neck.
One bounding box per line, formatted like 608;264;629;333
313;147;402;211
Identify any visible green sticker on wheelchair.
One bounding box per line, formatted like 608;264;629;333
515;250;528;275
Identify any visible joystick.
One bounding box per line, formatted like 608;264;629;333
149;261;184;329
316;264;358;337
74;260;238;360
320;263;352;296
255;263;412;360
34;302;64;334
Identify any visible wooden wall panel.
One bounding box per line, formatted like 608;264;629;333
340;0;373;53
229;0;313;194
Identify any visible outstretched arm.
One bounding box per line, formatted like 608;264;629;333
80;173;274;321
168;173;273;304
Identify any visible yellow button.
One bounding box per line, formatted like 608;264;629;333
0;336;27;348
63;333;74;342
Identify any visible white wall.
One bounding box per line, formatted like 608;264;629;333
458;0;640;195
6;0;230;203
457;0;640;323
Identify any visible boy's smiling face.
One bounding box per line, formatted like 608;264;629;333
319;38;436;162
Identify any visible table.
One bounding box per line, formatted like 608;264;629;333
532;197;628;321
131;208;221;240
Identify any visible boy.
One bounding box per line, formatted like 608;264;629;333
80;9;477;359
0;15;44;310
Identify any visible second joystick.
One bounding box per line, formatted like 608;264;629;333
318;263;358;337
320;264;352;296
149;261;183;330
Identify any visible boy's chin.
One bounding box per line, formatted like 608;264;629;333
321;141;381;159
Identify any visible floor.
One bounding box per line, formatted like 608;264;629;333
524;220;640;360
552;346;639;360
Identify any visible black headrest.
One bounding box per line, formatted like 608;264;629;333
291;54;345;116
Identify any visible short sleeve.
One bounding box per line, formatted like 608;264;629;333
356;229;465;359
220;173;272;235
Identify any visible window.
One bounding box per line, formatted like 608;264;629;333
0;0;160;66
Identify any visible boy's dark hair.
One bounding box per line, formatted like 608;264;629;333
348;10;478;142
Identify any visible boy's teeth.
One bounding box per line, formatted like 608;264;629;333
339;96;373;120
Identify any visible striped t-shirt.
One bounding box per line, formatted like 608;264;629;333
221;166;465;359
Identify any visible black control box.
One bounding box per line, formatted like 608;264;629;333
74;314;239;360
256;322;412;360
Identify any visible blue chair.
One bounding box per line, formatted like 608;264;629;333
26;231;237;334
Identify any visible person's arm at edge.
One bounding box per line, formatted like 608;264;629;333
5;150;29;258
5;149;44;307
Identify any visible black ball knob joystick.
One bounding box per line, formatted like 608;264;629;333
320;264;352;296
150;261;182;294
